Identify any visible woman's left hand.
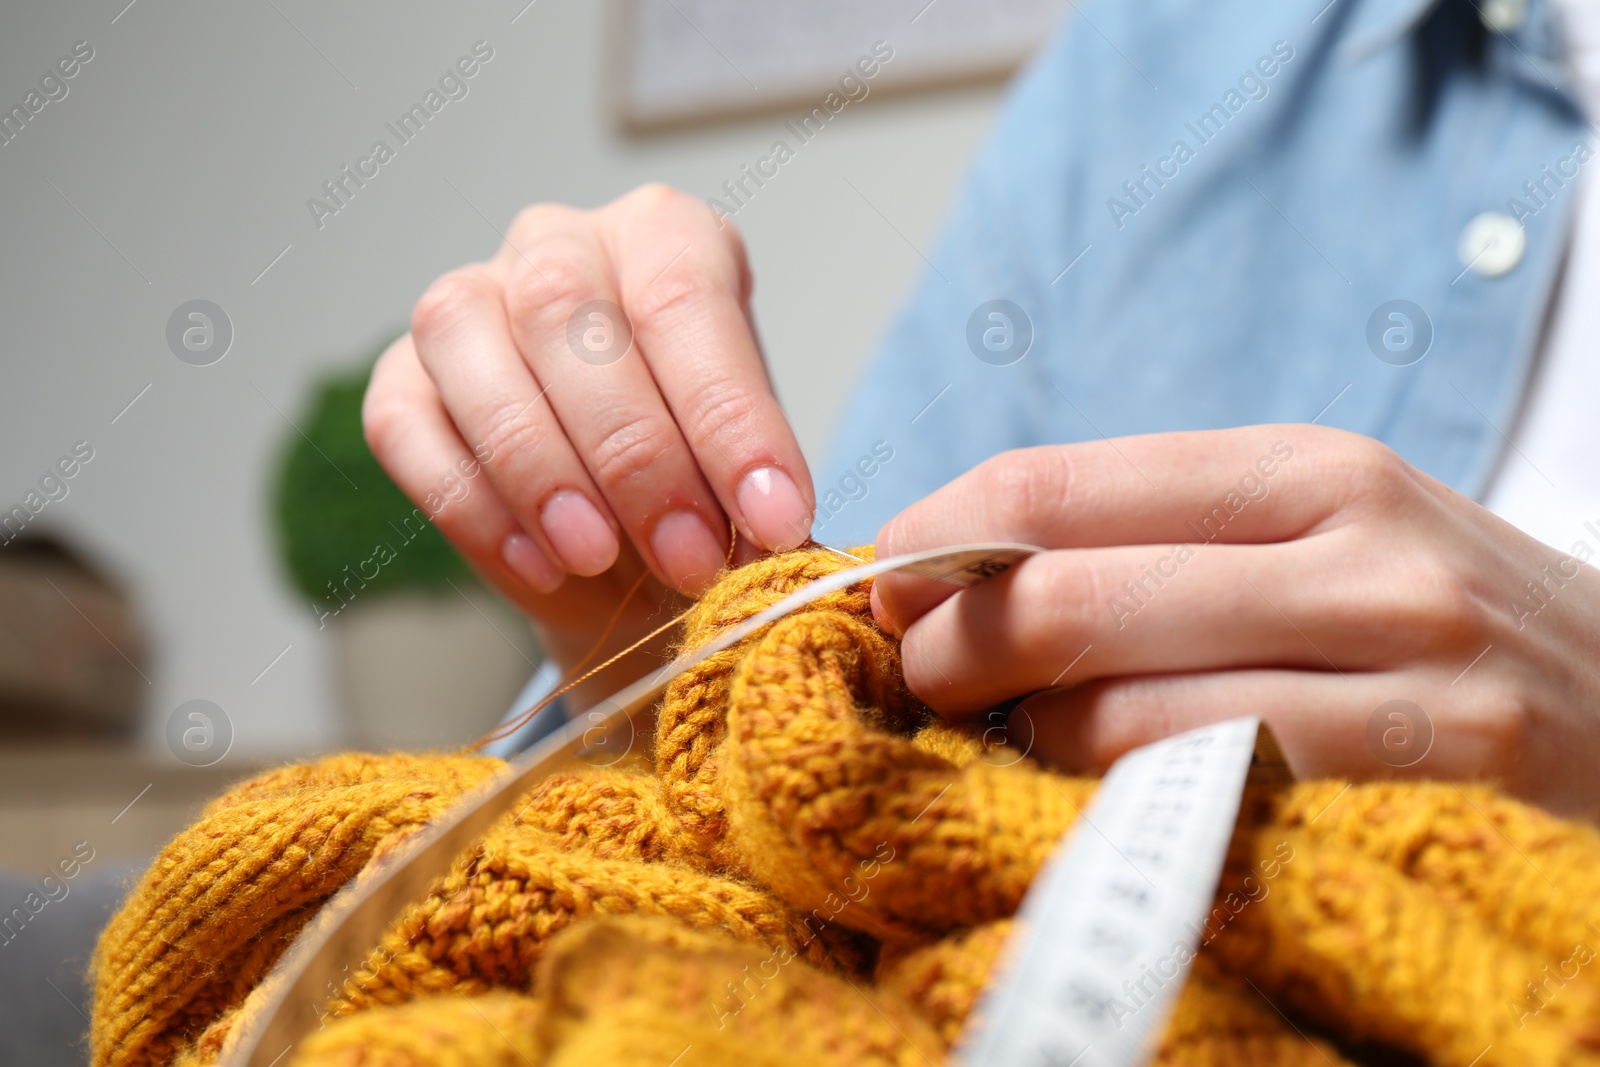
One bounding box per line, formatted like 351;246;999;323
871;425;1600;819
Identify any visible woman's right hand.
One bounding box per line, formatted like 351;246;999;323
363;183;814;676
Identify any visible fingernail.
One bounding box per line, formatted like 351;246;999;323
501;532;564;594
650;510;725;595
736;466;811;551
540;490;619;576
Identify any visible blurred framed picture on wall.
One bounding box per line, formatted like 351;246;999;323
613;0;1071;130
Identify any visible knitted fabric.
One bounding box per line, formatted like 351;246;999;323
90;546;1600;1067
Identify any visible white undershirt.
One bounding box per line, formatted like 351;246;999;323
1480;0;1600;554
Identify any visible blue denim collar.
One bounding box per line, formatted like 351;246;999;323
1340;0;1573;101
1337;0;1445;63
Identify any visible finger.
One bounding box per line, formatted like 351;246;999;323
875;424;1426;632
604;184;815;553
364;336;564;595
410;263;622;579
895;529;1489;714
1011;668;1509;789
500;206;732;594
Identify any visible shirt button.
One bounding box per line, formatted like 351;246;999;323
1480;0;1527;32
1458;211;1526;277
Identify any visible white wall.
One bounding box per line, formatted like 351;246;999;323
0;0;1006;755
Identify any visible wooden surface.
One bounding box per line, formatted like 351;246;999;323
0;745;269;874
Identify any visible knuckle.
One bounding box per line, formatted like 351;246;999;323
680;377;763;447
360;343;411;462
1355;435;1411;483
360;390;404;465
975;448;1073;539
1332;433;1416;508
629;262;729;328
1009;556;1101;663
1378;548;1486;652
1413;563;1483;635
506;245;594;329
589;415;677;494
508;202;581;245
617;183;720;230
1467;685;1534;773
621;181;692;216
877;508;912;557
1062;557;1115;640
411;271;487;344
478;404;554;467
626;181;746;251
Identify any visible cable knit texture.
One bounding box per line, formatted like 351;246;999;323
91;546;1600;1066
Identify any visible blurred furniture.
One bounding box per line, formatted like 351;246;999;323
0;536;146;740
0;745;263;872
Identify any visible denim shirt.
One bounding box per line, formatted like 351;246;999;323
817;0;1587;548
492;0;1588;755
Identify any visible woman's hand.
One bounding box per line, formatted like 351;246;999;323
364;184;814;678
872;425;1600;818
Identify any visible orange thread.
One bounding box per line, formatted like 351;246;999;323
471;519;744;750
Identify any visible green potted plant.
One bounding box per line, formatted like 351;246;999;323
272;346;540;749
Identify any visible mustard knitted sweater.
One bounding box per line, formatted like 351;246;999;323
90;547;1600;1066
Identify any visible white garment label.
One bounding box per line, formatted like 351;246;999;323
957;717;1291;1067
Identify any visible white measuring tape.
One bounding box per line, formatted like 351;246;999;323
957;716;1292;1066
221;542;1288;1067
